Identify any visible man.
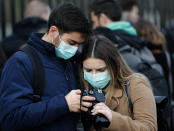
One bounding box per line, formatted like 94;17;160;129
0;3;92;130
118;0;139;24
90;0;163;74
1;0;51;58
90;0;169;97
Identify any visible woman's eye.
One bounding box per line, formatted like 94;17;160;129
85;69;92;72
97;68;106;72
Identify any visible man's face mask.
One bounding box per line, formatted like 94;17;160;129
84;71;111;89
55;36;78;60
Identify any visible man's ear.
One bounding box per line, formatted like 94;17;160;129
99;13;110;26
49;26;59;37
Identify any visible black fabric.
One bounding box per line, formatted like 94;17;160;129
163;28;174;54
0;17;47;58
20;45;45;102
163;28;174;100
134;61;169;96
125;83;170;131
147;42;163;51
112;29;147;50
153;53;170;83
94;27;147;50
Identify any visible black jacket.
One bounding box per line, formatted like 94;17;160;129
94;27;163;73
0;17;47;58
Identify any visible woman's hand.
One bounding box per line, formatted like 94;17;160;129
93;103;112;122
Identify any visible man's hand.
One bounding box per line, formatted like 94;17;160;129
65;90;81;112
81;96;95;112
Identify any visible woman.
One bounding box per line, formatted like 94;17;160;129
134;19;173;93
80;35;157;131
134;19;167;53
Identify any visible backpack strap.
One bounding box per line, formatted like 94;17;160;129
20;45;45;103
125;82;133;115
165;51;173;100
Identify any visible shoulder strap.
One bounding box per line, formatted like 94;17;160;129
125;83;133;114
20;45;45;102
165;51;173;100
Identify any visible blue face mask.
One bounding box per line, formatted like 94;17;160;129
55;40;78;60
84;71;111;89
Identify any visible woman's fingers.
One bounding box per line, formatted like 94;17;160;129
93;103;112;122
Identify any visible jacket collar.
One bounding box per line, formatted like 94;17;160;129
27;33;56;57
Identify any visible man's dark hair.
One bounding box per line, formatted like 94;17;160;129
118;0;138;11
90;0;122;21
48;3;91;35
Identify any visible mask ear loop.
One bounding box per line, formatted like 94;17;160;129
58;34;61;42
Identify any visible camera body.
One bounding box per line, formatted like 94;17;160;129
81;89;110;129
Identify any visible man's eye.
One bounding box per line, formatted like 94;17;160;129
69;43;76;45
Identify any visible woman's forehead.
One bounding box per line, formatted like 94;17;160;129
83;58;106;69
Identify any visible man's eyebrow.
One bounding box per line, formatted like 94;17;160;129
68;39;81;45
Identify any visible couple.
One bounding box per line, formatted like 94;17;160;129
0;3;157;131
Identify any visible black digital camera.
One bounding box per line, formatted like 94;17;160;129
81;89;110;130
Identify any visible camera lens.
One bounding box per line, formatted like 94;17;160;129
89;90;94;95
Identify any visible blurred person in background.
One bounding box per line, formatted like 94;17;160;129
90;0;163;75
134;19;173;97
89;0;171;98
0;0;51;58
118;0;139;24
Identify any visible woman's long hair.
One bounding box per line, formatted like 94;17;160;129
134;19;167;52
80;35;133;103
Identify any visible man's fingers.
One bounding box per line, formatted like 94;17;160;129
80;106;88;112
82;96;95;101
75;89;81;94
82;101;93;108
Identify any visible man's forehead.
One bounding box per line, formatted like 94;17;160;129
64;32;84;43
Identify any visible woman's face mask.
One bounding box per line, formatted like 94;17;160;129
83;58;111;89
84;71;111;89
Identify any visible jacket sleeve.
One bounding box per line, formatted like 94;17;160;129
0;52;70;130
108;74;157;131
